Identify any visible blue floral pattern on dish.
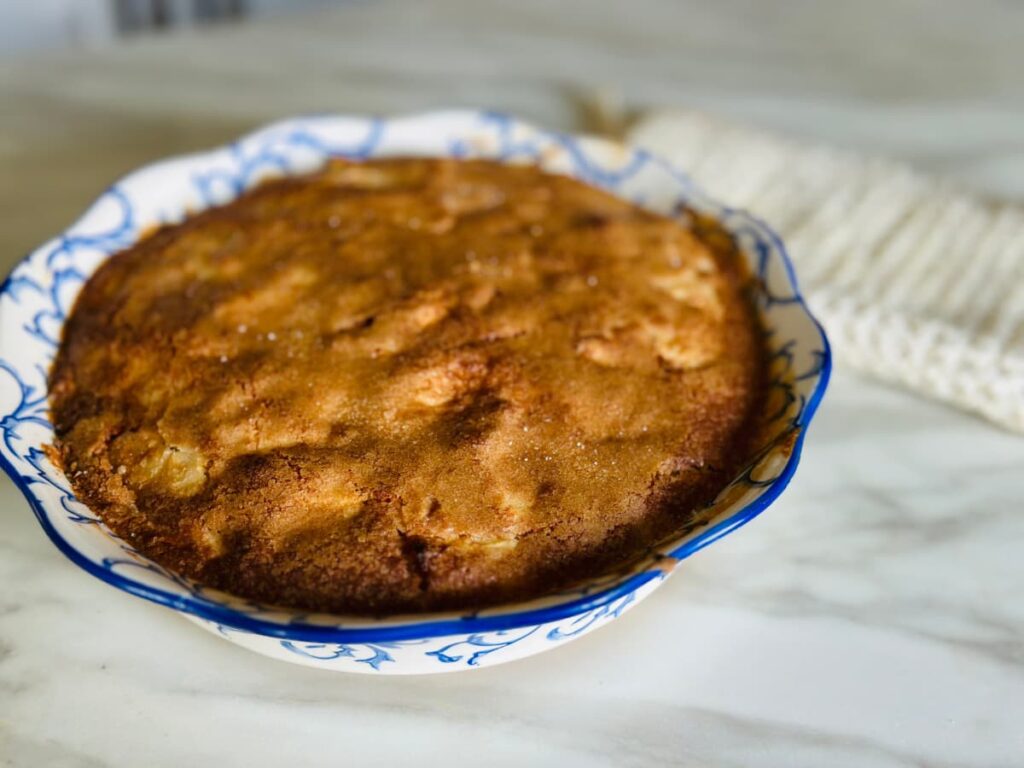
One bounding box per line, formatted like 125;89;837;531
0;111;830;673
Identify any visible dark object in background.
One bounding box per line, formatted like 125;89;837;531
112;0;246;34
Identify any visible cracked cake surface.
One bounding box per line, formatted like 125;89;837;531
49;157;767;614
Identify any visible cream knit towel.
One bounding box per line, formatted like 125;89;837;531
628;110;1024;432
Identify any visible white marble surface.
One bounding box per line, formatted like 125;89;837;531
2;2;1024;765
4;373;1023;766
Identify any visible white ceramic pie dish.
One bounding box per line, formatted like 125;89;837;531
0;110;830;673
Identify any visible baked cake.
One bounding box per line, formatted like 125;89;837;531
49;157;767;614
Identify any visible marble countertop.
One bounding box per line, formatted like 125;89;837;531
2;2;1023;765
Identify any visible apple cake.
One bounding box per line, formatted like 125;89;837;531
49;157;767;614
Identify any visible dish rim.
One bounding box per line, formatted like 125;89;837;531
0;110;831;643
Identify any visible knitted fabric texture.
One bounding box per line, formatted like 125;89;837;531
630;110;1024;432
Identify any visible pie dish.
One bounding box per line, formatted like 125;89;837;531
0;111;830;673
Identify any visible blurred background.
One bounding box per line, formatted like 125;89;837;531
2;0;332;54
2;0;1023;276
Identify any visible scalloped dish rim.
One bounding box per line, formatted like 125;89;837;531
0;110;830;655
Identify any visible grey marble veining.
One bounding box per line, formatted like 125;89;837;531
1;1;1023;765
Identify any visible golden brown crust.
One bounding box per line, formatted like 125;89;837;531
49;158;766;614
